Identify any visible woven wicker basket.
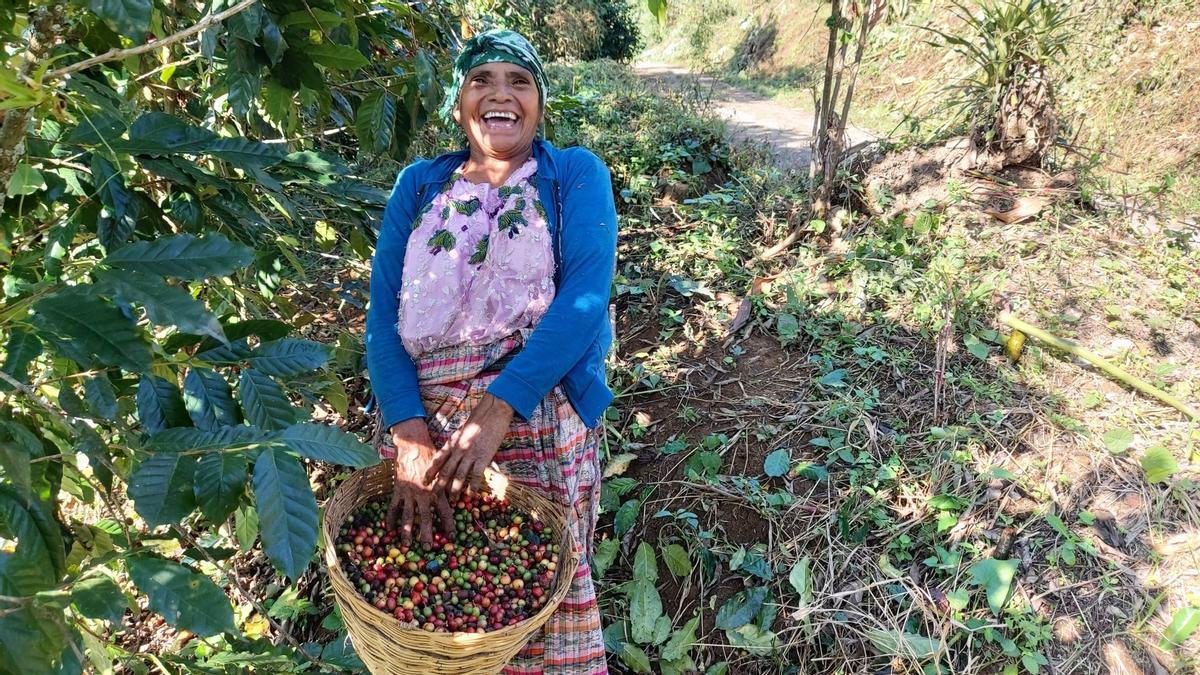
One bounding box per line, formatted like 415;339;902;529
322;461;580;675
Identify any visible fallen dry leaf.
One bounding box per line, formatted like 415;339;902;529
986;194;1048;223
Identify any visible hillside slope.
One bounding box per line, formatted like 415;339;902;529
641;0;1200;213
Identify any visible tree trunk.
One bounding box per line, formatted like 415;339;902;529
0;4;63;214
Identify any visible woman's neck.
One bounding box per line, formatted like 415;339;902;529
461;144;534;188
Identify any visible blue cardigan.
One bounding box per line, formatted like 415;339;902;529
365;139;618;430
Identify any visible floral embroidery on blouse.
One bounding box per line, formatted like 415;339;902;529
396;156;555;356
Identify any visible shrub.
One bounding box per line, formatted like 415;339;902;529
926;0;1076;169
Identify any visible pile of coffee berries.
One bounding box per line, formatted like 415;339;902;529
335;490;560;633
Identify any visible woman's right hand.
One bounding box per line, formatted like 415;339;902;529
386;419;454;548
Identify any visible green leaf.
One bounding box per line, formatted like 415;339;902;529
183;368;240;430
789;557;812;602
1161;606;1200;650
147;426;265;454
273;423;377;467
75;425;114;492
632;542;658;582
0;328;42;391
226;0;262;40
97;269;225;342
253;448;318;579
614;498;640;536
1141;445;1177;483
415;50;440;112
239;369;300;431
164;190;204;229
619;643;651;673
277;8;345;29
83;374;118;419
967;558;1019;615
0;605;69;675
684;450;720;481
208;137;287;170
71;576;127;624
947;588;970;611
113;112;217;155
194;453;249;524
102;234;254;281
661;656;696;675
647;0;668;24
865;628;941;659
356;91;396;155
137;375;190;434
715;587;766;630
818;368;848;387
32;287;151;372
662;616;699;661
89;0;150;39
964;333;989;359
663;543;691;578
261;14;287;65
1102;428;1134;454
626;579;663;645
307;42;368;70
705;662;729;675
225;39;262;117
235;504;259;553
245;339;329;377
592;538;618;577
128;453;197;526
6;162;45;196
0;421;40;495
0;486;63;595
724;623;776;656
127;555;235;635
90;154;137;251
763;448;790;477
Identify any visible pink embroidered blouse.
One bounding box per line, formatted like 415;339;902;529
397;157;555;356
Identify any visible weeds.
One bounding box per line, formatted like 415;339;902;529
556;59;1198;674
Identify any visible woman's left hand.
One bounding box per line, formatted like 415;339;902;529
424;393;514;500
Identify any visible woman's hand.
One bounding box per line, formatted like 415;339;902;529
386;419;454;548
424;394;513;500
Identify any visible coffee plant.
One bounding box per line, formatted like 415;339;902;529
0;1;462;672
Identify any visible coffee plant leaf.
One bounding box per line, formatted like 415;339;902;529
183;368;241;430
128;555;236;636
31;287;152;373
239;369;301;432
273;422;378;468
194;452;251;525
245;338;330;377
101;233;254;281
252;448;318;579
128;453;198;527
70;576;128;625
136;375;191;435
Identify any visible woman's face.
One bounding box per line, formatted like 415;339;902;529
454;62;541;160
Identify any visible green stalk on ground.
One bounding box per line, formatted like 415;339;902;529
1000;312;1200;422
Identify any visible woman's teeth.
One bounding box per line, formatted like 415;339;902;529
482;112;519;130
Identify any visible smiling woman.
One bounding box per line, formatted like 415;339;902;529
364;29;617;675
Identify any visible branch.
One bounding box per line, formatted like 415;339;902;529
45;0;258;81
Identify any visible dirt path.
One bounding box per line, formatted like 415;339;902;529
633;61;878;170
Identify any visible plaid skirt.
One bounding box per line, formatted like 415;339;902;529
378;333;608;674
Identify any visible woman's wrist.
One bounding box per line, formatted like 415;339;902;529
482;393;514;421
389;417;428;439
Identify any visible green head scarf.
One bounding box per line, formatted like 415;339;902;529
440;29;548;125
